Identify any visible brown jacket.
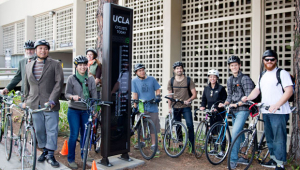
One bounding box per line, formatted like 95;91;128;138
24;57;64;111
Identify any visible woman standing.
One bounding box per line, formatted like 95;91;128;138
86;48;102;99
65;55;97;169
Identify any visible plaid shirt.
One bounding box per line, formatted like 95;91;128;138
226;71;254;112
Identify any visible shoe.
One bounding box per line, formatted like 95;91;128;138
46;155;60;168
68;161;78;169
216;151;225;158
81;157;94;162
229;162;237;169
37;150;48;162
208;150;218;155
150;145;160;154
134;142;145;149
261;159;277;168
237;157;249;165
275;165;285;170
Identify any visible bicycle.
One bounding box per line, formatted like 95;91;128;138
194;101;225;158
164;93;188;158
0;92;21;161
204;104;235;165
76;98;112;170
227;102;278;170
21;102;50;170
131;99;158;160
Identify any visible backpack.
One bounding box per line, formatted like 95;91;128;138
259;68;295;102
230;74;261;103
170;76;192;97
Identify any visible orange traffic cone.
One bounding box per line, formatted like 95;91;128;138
91;160;97;170
60;140;68;155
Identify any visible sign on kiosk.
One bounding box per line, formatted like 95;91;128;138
100;3;133;167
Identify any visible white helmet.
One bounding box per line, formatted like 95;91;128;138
207;69;219;78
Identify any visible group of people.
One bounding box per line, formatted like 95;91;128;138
1;38;293;170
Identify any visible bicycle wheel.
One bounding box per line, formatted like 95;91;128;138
205;122;231;165
137;118;158;160
163;121;188;158
22;127;37;170
0;109;4;143
94;120;101;153
17;119;25;160
227;129;255;170
4;114;13;160
257;133;270;164
194;120;208;159
82;123;91;170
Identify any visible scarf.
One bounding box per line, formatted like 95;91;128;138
75;70;90;100
88;59;95;68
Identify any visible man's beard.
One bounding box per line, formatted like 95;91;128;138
25;53;35;59
264;62;277;71
176;72;183;76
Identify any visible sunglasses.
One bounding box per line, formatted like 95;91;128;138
264;58;276;62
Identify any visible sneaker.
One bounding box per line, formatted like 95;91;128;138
229;162;237;169
150;145;160;154
208;150;218;155
275;165;285;170
68;161;78;169
261;159;277;168
46;155;60;168
134;142;145;149
37;150;48;162
237;157;249;165
216;151;225;158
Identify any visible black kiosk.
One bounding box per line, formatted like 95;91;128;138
100;3;133;166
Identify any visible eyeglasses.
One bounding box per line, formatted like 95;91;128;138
264;58;276;62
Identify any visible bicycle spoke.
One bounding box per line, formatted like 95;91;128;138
195;121;207;158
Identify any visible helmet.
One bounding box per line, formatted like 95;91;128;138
262;50;278;60
34;39;50;50
227;55;240;65
24;40;35;49
86;48;98;59
74;55;88;65
134;63;145;72
173;61;184;69
207;69;219;78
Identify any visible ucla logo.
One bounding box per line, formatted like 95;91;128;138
113;15;130;25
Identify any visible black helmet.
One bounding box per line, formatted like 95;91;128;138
262;50;278;60
34;39;50;50
173;61;184;69
227;55;240;65
74;55;88;65
86;48;98;59
24;40;35;49
134;63;145;72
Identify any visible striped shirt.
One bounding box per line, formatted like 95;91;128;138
33;60;44;81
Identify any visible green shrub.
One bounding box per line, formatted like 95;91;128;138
59;100;69;134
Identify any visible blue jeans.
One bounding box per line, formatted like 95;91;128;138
263;114;288;163
67;108;89;163
230;110;249;163
174;107;195;150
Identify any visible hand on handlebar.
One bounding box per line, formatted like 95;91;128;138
184;100;191;105
168;109;172;114
72;95;80;101
1;88;9;95
199;107;205;111
269;104;280;113
22;103;26;109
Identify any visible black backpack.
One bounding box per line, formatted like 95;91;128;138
170;76;192;97
230;74;261;103
259;68;295;102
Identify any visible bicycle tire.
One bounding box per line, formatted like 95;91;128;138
163;121;188;158
82;123;91;170
256;132;270;164
205;122;231;165
4;114;13;161
227;129;255;170
94;120;101;153
137;118;158;160
194;120;208;159
22;127;37;170
17;119;25;160
0;108;4;143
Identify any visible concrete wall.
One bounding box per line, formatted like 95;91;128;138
49;52;73;68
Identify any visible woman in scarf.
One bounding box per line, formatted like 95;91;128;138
86;48;102;99
65;55;97;169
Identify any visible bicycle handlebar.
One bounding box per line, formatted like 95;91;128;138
131;99;156;104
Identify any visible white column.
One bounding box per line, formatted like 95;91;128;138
0;26;3;56
25;16;35;42
73;0;86;73
52;12;57;51
251;0;263;82
162;0;182;117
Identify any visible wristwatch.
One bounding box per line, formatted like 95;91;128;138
236;102;239;106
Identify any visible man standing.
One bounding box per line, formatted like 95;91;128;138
242;50;293;170
131;63;161;154
23;39;64;168
167;61;197;153
1;40;35;95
